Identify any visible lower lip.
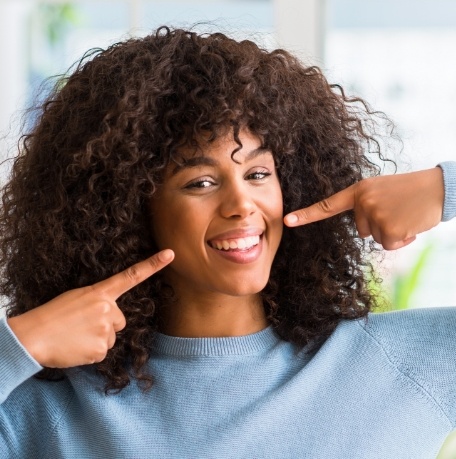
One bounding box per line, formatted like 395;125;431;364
208;237;263;264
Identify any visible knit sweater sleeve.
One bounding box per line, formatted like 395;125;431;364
0;317;68;458
438;161;456;222
0;316;48;455
360;308;456;427
0;317;42;404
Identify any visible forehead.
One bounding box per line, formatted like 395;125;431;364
169;131;270;174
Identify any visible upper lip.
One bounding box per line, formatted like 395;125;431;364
208;227;264;242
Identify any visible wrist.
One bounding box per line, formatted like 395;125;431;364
7;313;46;365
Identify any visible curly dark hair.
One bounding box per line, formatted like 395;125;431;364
0;26;391;392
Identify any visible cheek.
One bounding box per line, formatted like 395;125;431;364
262;183;284;247
273;186;284;232
268;182;284;218
151;200;206;251
149;199;176;248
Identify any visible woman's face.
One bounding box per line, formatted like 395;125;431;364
149;129;283;300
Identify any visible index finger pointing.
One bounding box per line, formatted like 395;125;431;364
284;185;356;227
94;249;174;299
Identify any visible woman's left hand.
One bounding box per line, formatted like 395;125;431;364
284;167;444;250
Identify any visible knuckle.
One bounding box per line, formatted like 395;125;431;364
98;322;112;336
119;315;127;329
124;265;141;283
297;208;311;222
371;209;385;223
359;195;375;212
146;256;160;271
92;344;108;362
383;225;405;242
94;300;111;316
357;178;371;193
113;315;127;333
107;335;117;350
318;199;332;214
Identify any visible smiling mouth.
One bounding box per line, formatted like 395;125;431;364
208;234;261;251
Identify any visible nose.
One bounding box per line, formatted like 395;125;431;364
219;180;256;219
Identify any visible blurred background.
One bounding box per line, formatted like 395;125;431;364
0;0;455;310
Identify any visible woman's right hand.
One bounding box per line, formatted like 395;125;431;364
7;249;174;368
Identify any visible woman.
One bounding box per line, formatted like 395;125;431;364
0;26;455;458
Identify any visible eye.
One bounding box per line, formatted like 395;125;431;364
185;178;215;189
246;170;271;181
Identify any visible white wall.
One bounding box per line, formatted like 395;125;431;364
273;0;326;64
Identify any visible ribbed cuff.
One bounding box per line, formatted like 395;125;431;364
437;161;456;222
0;317;42;404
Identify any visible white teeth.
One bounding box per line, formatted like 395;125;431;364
247;236;257;246
237;239;247;249
210;235;260;251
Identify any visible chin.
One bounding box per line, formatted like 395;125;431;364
217;278;269;297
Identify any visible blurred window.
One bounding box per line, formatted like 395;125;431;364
326;0;456;309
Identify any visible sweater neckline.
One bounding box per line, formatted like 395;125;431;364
153;326;280;356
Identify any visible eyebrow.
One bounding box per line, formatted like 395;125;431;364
171;147;271;176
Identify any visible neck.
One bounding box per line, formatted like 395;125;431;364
158;292;268;338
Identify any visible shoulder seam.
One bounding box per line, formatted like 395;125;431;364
41;378;75;459
355;319;453;429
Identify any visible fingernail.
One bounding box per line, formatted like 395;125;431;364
285;214;298;225
158;249;174;262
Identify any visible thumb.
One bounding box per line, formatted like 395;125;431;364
284;185;355;227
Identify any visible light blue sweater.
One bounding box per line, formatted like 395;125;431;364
1;162;456;459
